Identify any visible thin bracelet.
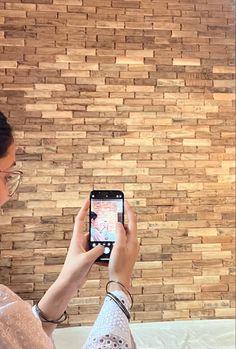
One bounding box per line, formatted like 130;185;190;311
106;280;133;308
34;304;68;324
107;292;130;321
106;292;131;321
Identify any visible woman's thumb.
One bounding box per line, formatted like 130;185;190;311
86;244;104;262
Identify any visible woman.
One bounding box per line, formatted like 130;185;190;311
0;112;139;349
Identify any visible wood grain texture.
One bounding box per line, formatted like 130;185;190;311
0;0;235;325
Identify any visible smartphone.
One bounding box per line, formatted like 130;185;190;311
89;190;124;261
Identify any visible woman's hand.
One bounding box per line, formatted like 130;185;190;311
108;201;139;290
57;199;104;292
38;200;104;336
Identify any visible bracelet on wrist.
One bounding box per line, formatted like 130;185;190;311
106;292;131;321
34;304;68;324
106;280;133;308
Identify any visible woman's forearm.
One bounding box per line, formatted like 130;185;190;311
37;277;77;336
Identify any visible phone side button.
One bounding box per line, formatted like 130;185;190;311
104;247;110;254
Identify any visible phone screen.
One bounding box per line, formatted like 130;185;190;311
89;191;124;261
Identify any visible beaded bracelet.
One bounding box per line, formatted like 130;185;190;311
106;292;131;321
106;280;133;308
34;304;68;324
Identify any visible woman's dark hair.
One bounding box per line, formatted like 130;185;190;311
0;111;13;158
90;211;97;221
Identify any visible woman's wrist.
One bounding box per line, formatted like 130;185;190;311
38;276;76;321
106;279;133;310
108;282;129;293
107;278;131;293
36;277;74;336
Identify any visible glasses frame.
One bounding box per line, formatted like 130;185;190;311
0;170;23;197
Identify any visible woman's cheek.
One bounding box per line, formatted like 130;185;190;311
0;179;9;206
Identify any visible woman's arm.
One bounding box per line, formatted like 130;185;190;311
35;277;76;337
35;200;104;337
83;201;139;349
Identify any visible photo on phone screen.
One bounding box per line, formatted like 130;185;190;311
89;190;124;261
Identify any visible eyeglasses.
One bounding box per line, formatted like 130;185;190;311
0;170;23;197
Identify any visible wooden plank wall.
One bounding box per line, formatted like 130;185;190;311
0;0;235;325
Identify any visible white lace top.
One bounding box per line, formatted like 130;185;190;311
83;290;136;349
0;284;136;349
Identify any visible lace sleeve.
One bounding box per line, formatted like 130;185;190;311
83;290;136;349
32;305;55;348
0;285;54;349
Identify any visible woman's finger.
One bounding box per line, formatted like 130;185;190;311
124;201;137;244
73;199;90;236
114;222;127;248
86;244;105;263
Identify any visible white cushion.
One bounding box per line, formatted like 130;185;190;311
53;319;235;349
